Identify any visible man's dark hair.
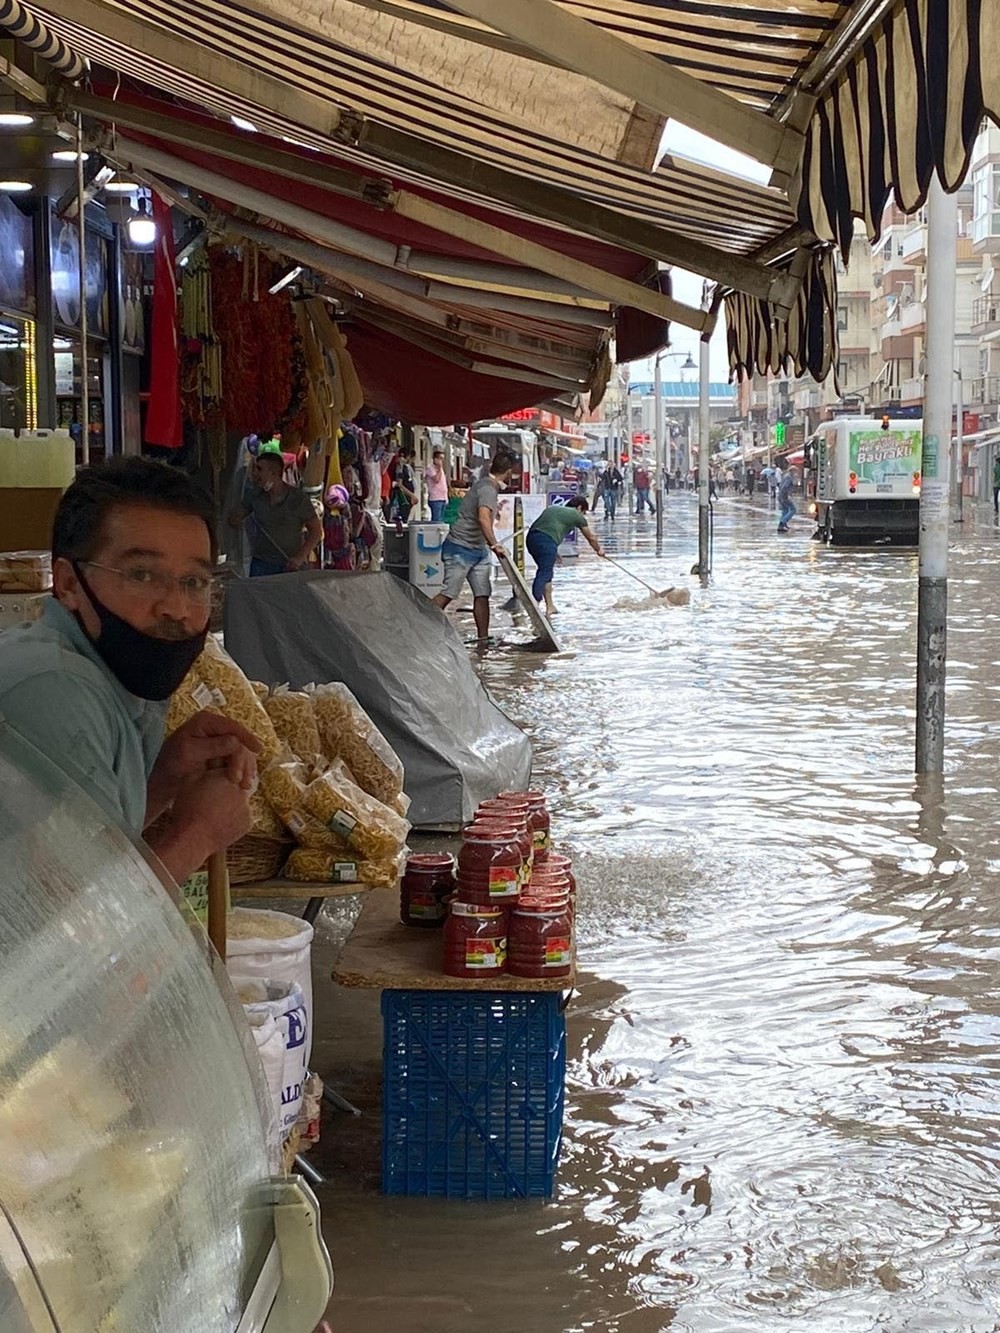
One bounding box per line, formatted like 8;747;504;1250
568;496;589;513
52;457;218;564
490;450;515;475
256;451;285;474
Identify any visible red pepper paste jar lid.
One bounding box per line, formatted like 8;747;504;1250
405;853;455;873
463;824;518;841
519;893;570;911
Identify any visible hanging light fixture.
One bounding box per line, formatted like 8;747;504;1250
128;193;156;246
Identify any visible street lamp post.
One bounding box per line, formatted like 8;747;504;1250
653;349;696;539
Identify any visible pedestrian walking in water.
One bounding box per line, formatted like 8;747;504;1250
776;463;796;533
526;497;605;617
746;468;756;498
993;454;1000;516
634;464;655;515
596;462;622;520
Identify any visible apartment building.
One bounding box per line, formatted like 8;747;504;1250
968;121;1000;429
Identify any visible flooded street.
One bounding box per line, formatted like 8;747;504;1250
317;493;1000;1333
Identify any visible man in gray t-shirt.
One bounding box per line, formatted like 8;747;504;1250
433;451;514;641
229;451;323;576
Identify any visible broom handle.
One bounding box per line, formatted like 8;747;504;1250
603;554;663;597
207;852;229;962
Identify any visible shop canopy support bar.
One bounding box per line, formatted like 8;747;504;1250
71;91;802;311
432;0;804;186
109;135;705;331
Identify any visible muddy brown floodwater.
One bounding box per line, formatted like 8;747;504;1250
313;493;1000;1333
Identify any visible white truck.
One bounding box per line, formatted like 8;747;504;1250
806;417;922;545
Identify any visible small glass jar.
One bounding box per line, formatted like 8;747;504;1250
400;852;455;928
456;826;522;903
443;901;508;977
507;899;573;978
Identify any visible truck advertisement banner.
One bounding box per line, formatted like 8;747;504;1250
848;429;921;485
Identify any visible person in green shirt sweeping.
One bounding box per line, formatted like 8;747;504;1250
526;497;605;616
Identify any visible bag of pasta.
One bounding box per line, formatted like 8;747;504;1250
288;811;352;852
264;685;323;764
284;849;361;884
259;753;309;826
301;759;408;861
307;683;404;806
248;789;285;840
166;663;212;735
284;848;403;887
189;638;281;764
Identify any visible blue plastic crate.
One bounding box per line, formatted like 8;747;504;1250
381;988;566;1199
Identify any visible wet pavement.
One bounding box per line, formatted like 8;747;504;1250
312;492;1000;1333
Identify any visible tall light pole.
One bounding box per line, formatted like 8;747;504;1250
916;177;957;775
653;348;696;539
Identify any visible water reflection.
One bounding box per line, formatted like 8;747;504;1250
477;497;1000;1331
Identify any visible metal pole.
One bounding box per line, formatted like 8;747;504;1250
76;116;89;465
697;337;711;577
916;179;957;775
654;351;664;538
955;369;964;522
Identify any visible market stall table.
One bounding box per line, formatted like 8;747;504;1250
333;887;573;1199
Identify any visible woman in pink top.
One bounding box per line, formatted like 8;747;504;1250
425;448;449;522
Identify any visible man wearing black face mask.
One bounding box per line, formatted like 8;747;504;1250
0;458;260;886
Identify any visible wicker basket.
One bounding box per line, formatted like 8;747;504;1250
226;835;292;885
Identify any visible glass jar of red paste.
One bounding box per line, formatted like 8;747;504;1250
500;790;551;851
443;901;508;977
400;852;455;928
471;816;532;886
456;827;522;904
507;900;573;979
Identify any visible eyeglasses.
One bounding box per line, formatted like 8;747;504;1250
82;561;215;606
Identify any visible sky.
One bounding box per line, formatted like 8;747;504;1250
628;121;771;383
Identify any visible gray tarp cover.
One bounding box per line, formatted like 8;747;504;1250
223;570;532;827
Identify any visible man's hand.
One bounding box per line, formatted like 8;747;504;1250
286;555;308;572
149;712;260;820
148;771;253;884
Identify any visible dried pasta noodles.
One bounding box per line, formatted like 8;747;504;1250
260;754;309;824
302;759;409;861
284;849;403;887
308;682;403;805
264;685;323;763
194;638;281;763
249;789;285;840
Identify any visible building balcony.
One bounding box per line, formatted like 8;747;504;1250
900;300;926;335
881;332;915;362
969;374;1000;406
900;376;924;406
971;295;1000;333
880;317;901;341
902;225;927;264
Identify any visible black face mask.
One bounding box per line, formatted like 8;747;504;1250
73;562;208;701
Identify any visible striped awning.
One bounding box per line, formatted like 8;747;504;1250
14;0;1000;395
794;0;1000;253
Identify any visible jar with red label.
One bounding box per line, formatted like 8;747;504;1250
400;852;455;928
456;826;522;904
471;816;532;887
507;899;573;978
443;901;508;977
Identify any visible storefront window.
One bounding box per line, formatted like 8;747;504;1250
55;335;105;464
0;314;37;430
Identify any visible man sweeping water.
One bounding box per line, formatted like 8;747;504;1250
526;497;605;617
